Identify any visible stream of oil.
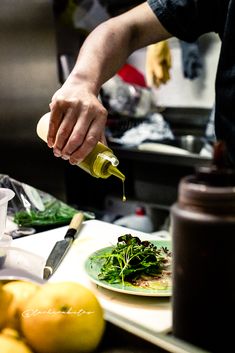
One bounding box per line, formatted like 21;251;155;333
122;179;126;202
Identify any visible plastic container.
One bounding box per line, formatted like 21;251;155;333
171;163;235;352
114;206;154;233
0;188;15;239
37;113;125;181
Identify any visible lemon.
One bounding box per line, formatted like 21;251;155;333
1;327;21;340
21;281;105;353
0;334;33;353
3;280;40;331
0;284;13;330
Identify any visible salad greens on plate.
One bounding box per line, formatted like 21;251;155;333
87;234;172;294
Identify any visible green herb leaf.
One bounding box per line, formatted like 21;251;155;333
92;234;171;286
13;201;94;227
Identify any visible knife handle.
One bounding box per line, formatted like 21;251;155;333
65;212;84;240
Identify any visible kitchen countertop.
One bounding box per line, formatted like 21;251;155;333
11;219;172;334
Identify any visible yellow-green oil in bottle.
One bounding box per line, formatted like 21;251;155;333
36;113;126;201
80;142;126;201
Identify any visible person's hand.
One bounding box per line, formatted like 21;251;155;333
145;41;172;88
47;80;108;165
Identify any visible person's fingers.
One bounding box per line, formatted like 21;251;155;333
47;105;64;148
61;116;91;159
62;98;106;156
48;84;109;164
48;85;80;146
68;108;107;165
100;132;107;146
52;107;79;157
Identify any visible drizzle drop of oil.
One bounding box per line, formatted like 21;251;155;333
122;180;126;202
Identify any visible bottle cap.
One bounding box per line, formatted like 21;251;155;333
195;141;235;186
178;141;235;212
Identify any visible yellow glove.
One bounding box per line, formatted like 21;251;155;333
145;41;172;88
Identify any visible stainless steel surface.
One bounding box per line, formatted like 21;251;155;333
174;135;207;154
0;0;59;143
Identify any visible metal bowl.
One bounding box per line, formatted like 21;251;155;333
174;135;206;154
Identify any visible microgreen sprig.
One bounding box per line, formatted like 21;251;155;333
93;234;171;286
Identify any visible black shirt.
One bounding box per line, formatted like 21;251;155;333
148;0;235;163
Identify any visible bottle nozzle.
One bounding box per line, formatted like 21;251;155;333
108;165;125;181
108;165;126;202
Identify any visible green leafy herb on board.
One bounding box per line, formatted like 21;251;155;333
13;200;94;227
92;234;171;288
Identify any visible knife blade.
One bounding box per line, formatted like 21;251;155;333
43;212;84;280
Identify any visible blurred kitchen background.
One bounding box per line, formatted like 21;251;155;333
0;0;220;232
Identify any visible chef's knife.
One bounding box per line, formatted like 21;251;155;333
43;212;84;280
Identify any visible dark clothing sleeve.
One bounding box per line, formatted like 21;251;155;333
147;0;235;164
147;0;227;42
99;0;144;16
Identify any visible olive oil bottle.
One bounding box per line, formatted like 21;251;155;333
37;113;126;199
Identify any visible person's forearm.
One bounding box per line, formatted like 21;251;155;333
67;3;171;94
48;3;171;164
69;20;135;94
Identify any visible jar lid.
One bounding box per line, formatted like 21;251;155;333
178;175;235;211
